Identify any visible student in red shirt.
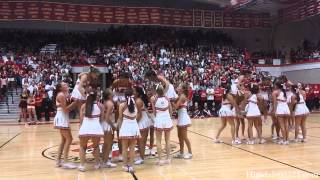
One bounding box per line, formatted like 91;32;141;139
313;85;320;110
214;86;224;116
305;86;314;111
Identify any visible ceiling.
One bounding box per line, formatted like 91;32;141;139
194;0;300;15
8;0;300;14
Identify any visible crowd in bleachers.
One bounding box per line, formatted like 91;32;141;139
0;27;319;122
290;39;320;63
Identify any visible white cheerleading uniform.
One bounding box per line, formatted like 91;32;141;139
231;79;239;95
294;94;310;116
246;94;261;118
154;96;173;131
177;101;191;128
79;104;104;137
138;104;150;131
119;106;141;139
54;105;70;129
165;83;178;101
219;99;235;117
275;91;290;116
71;84;86;101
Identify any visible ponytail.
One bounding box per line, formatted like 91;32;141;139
125;88;135;113
134;86;149;107
85;92;97;117
281;83;287;99
275;82;287;99
292;85;300;111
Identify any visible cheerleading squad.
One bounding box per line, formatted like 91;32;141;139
52;68;309;173
53;69;192;173
214;73;309;145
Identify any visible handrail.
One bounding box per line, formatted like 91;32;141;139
6;92;10;114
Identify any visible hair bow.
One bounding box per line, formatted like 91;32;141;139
156;83;161;90
127;96;135;106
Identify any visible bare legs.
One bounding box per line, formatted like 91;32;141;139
155;130;171;165
177;127;192;156
56;129;74;168
215;117;235;143
235;118;245;140
271;115;280;139
27;107;35;123
102;132;114;163
149;126;155;154
121;139;136;171
137;129;149;161
278;116;289;144
295;116;307;142
79;137;101;171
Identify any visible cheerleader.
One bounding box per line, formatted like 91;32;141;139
111;72;133;161
118;88;140;172
270;79;281;140
291;85;309;142
286;84;294;131
259;77;271;124
151;84;173;165
147;88;156;156
101;89;117;168
245;84;266;144
133;86;150;165
78;90;104;172
70;72;87;112
53;82;76;169
173;83;192;159
214;85;239;145
19;89;28;125
232;71;251;143
27;91;36;124
272;81;290;145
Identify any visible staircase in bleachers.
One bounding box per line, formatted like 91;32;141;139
0;89;20;123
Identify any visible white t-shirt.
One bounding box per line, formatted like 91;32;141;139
160;49;166;56
48;90;53;99
164;57;170;65
206;88;215;100
27;85;35;95
159;57;164;65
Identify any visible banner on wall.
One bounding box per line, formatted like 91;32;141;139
273;59;281;65
279;0;320;23
0;1;271;28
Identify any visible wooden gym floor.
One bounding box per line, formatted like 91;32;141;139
0;114;320;180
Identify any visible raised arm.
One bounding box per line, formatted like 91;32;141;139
158;75;170;93
174;95;186;110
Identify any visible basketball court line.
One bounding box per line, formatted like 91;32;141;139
187;129;320;177
0;132;21;150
